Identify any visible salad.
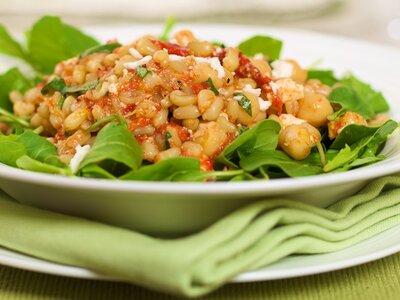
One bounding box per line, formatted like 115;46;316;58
0;16;397;182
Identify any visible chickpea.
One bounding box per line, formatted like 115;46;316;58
297;92;333;127
279;124;321;160
287;59;307;84
328;111;368;139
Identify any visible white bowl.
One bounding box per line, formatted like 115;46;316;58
0;24;399;236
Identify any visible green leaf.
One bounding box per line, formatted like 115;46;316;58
215;119;281;168
307;69;338;86
136;66;152;79
80;122;142;173
80;164;116;179
120;157;199;181
206;77;219;95
169;169;245;182
16;155;70;175
233;92;252;116
240;150;322;177
159;16;176;42
0;24;28;60
165;130;172;149
41;77;98;95
0;67;33;111
238;35;283;60
0;134;26;167
41;77;67;94
340;73;390;114
328;86;375;120
80;42;121;57
16;130;64;167
88;114;124;132
212;41;226;48
27;16;99;73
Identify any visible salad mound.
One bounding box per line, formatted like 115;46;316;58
0;16;397;181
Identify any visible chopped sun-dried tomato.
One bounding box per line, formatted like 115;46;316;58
200;156;214;171
152;40;190;56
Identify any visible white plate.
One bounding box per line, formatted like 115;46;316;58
1;224;400;282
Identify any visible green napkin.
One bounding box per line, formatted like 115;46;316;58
1;176;400;297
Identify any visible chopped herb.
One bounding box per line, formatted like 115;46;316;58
206;77;219;95
105;91;110;97
212;41;226;48
233;92;252;116
165;131;172;149
58;96;65;109
238;126;249;135
66;79;99;94
159;16;176;42
136;66;152;79
80;42;122;58
88;114;125;132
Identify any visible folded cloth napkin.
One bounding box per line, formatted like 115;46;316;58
1;176;400;297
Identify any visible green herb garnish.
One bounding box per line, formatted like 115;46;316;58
233;92;252;116
80;42;121;58
136;66;152;79
206;77;219;95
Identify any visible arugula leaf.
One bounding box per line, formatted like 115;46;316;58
240;150;322;177
16;155;70;175
340;73;389;114
206;77;219;95
159;16;176;42
41;77;98;95
307;69;338;86
328;86;375;120
238;35;282;60
136;66;152;79
80;164;116;179
16;130;64;167
330;120;398;150
233;92;252;116
215;119;280;168
0;68;33;111
0;24;28;60
0;134;26;167
80;122;142;173
27;16;99;73
324;120;397;172
80;42;121;57
120;157;199;181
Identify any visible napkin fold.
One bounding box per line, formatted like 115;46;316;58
1;176;400;297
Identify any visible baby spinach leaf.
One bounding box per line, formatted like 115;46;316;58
0;24;28;61
120;157;199;181
206;77;219;95
215;119;281;169
16;155;71;175
159;16;176;42
80;122;142;172
238;35;282;60
27;16;99;73
16;130;64;167
80;164;116;179
240;150;322;177
328;86;375;120
0;68;33;111
340;73;389;114
307;69;338;86
136;66;152;79
233;92;252;116
0;135;26;167
80;42;121;57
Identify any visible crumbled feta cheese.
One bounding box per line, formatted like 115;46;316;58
243;84;261;97
128;48;143;59
279;114;306;128
271;60;293;79
108;83;118;94
194;57;225;78
253;53;264;60
123;55;152;69
168;54;186;61
69;145;91;174
258;98;272;111
271;78;304;103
